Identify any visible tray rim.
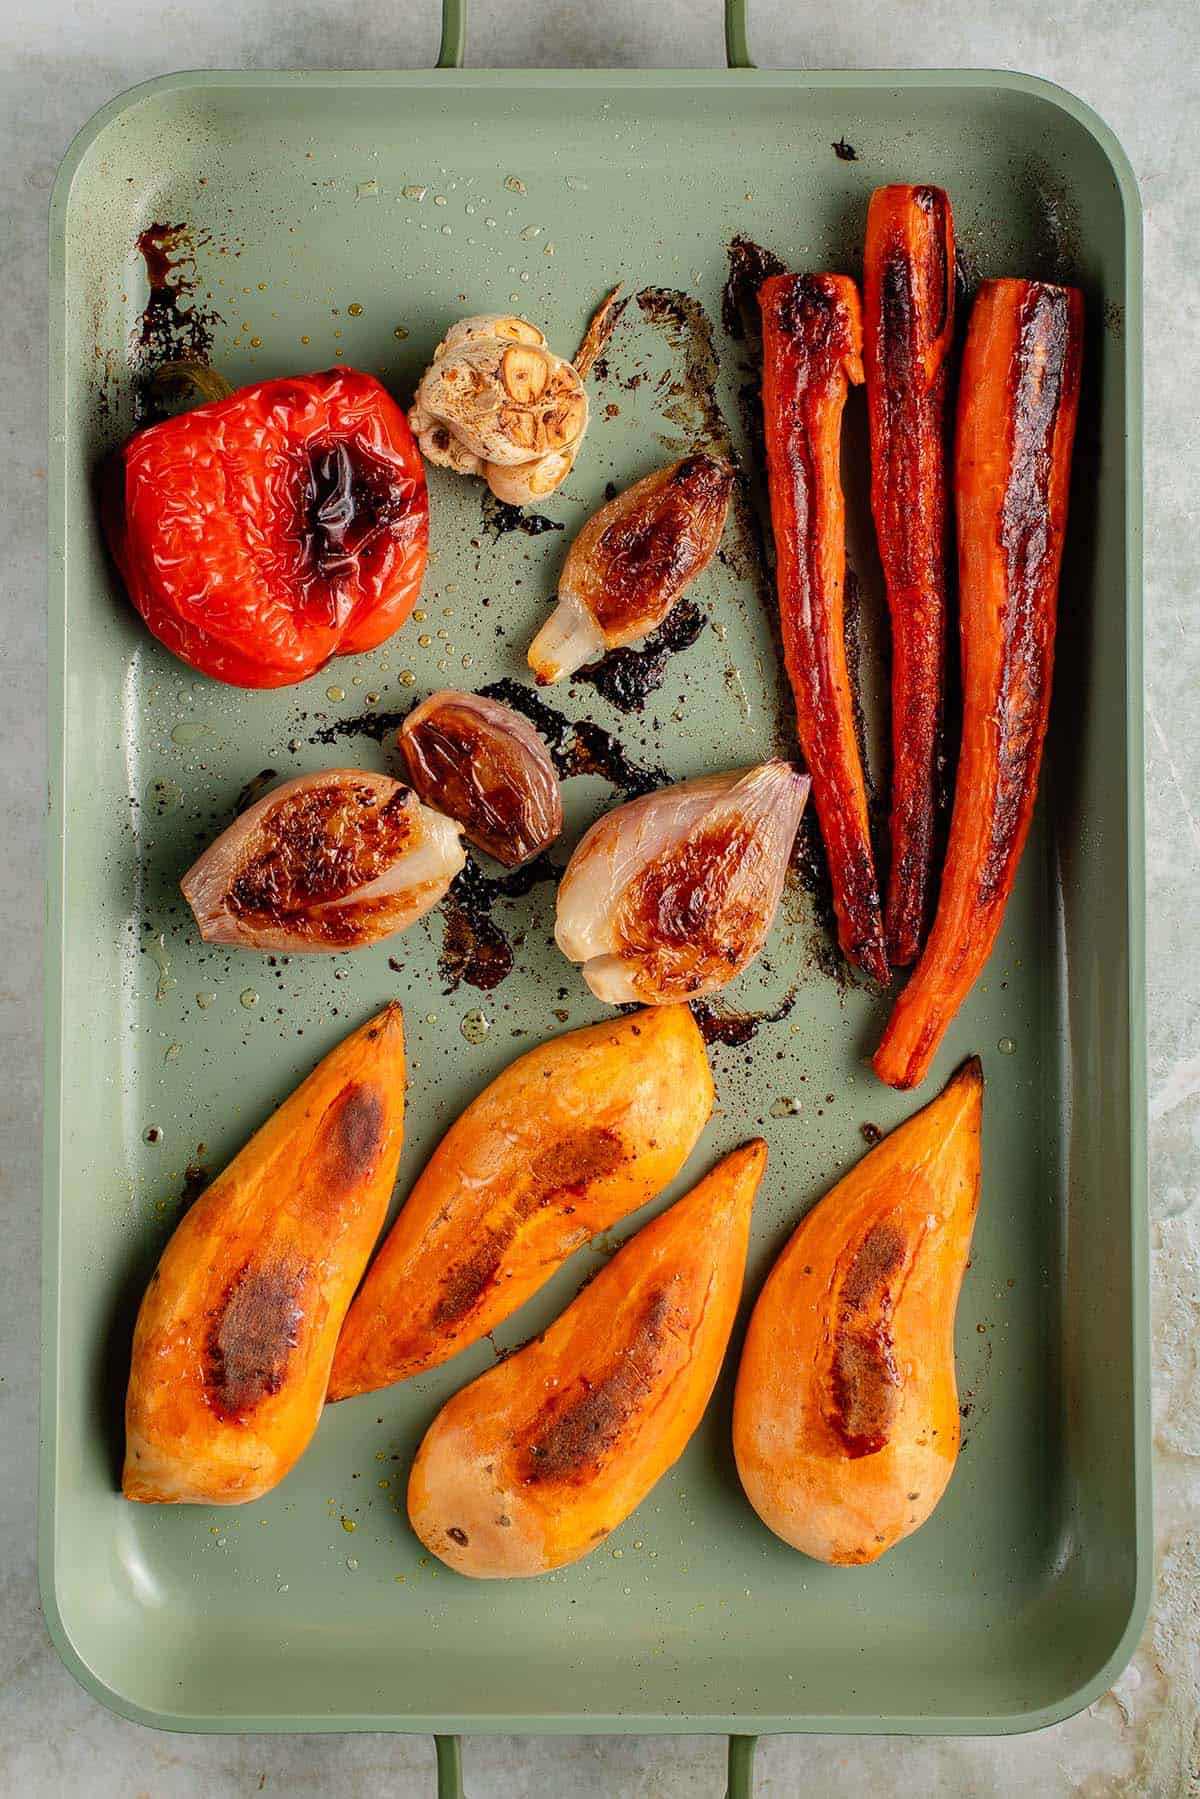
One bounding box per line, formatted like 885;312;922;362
41;61;1150;1739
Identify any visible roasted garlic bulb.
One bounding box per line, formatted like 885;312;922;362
399;690;563;867
408;314;589;505
555;761;811;1004
528;455;733;683
181;769;465;952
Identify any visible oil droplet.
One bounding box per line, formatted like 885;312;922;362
164;1041;181;1063
341;1516;356;1533
460;1009;491;1045
403;184;428;201
348;302;364;317
769;1096;803;1118
503;174;526;193
393;325;409;340
143;1124;163;1145
417;634;432;648
413;608;427;622
399;670;416;687
485;218;497;229
611;1547;623;1559
433;194;448;207
325;685;345;702
170;721;211;745
440;225;452;236
195;991;216;1009
998;1037;1017;1055
300;334;310;345
519;223;543;240
424;1013;438;1026
356;179;379;199
240;989;260;1010
345;1556;359;1570
564;175;588;191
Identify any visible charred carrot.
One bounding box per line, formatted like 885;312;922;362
760;273;889;985
874;279;1084;1089
864;185;956;964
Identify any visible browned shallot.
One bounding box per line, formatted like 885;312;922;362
528;455;733;683
399;690;562;867
555;761;810;1004
181;769;465;953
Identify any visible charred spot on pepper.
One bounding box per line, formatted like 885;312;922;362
205;1257;307;1420
300;437;418;585
517;1288;672;1485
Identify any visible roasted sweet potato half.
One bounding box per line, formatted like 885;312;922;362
733;1058;982;1564
123;1004;406;1505
329;1004;713;1400
409;1139;766;1577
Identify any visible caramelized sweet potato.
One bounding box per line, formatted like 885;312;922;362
760;273;889;984
874;280;1083;1089
328;1005;713;1400
733;1059;981;1564
864;185;956;964
409;1140;766;1576
124;1005;406;1504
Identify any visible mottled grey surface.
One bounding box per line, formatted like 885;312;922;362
2;1;1197;1794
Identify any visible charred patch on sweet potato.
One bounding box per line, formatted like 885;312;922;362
318;1082;387;1184
206;1258;307;1420
517;1289;671;1484
826;1220;907;1456
432;1127;625;1328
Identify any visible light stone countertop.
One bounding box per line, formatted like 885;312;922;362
2;2;1197;1793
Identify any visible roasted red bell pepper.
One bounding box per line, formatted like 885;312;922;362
760;273;889;986
864;185;955;966
106;367;428;688
874;279;1084;1089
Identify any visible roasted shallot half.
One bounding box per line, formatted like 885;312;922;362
181;769;465;953
527;455;733;683
409;314;589;506
555;761;810;1004
399;690;562;866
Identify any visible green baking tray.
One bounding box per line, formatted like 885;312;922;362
42;2;1149;1789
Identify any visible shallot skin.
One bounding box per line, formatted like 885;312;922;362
555;761;810;1004
399;690;562;867
181;769;465;953
528;455;734;683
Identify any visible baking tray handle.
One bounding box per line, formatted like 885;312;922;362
435;0;757;68
431;1733;759;1795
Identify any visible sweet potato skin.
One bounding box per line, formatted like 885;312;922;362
328;1005;714;1400
760;273;888;985
408;1139;765;1577
874;280;1084;1089
864;185;955;965
733;1060;981;1564
123;1005;406;1504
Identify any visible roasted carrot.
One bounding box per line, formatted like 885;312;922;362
864;185;956;964
874;279;1084;1089
760;274;889;985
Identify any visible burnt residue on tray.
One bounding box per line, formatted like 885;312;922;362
480;492;564;540
480;679;666;798
575;599;706;713
131;223;224;420
234;768;279;814
304;708;410;747
721;235;786;340
690;987;798;1048
437;852;558;993
832;138;859;162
